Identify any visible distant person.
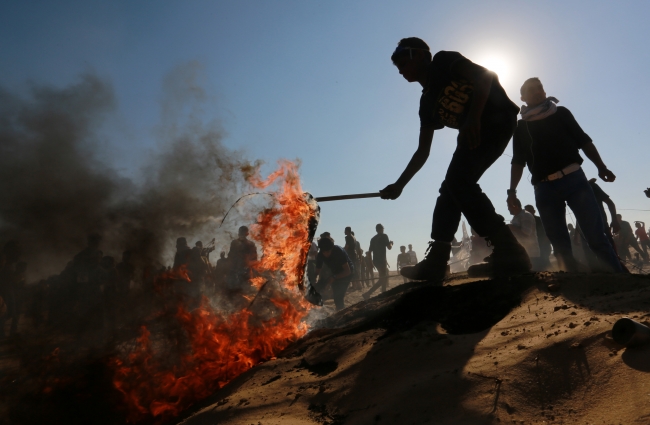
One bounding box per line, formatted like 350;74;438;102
364;224;393;299
314;237;353;311
173;237;191;270
508;77;622;273
635;221;650;256
524;204;552;270
632;253;644;270
396;246;412;283
508;199;540;266
344;227;361;290
588;178;624;266
214;251;230;291
344;227;359;264
227;226;258;289
615;215;648;262
364;251;375;287
379;37;530;281
407;244;418;265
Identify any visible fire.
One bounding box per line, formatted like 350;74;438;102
110;160;316;423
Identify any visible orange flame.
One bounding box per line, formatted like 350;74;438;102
110;160;315;423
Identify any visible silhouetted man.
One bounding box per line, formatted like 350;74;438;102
380;38;529;282
508;78;622;272
344;227;360;289
616;215;648;261
407;244;418;265
173;237;191;269
227;226;258;288
396;246;412;283
364;224;393;299
635;222;650;257
364;251;375;287
214;251;230;291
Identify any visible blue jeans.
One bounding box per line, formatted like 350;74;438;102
431;114;517;241
534;168;622;272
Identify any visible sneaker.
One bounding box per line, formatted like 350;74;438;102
400;241;451;282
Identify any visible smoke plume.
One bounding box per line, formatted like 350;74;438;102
0;62;253;280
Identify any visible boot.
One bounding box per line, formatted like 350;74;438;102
467;226;531;277
400;241;451;282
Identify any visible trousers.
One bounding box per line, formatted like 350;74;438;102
431;114;517;241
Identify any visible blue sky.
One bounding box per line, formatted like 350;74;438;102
2;1;650;266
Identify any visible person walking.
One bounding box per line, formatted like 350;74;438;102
363;224;393;299
508;78;622;273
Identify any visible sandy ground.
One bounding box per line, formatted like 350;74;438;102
175;270;650;425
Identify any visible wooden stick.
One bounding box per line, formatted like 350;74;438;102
314;192;381;202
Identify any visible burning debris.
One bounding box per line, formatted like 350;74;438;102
110;161;318;423
0;71;322;424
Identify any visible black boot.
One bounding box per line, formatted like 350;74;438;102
467;226;531;277
400;241;451;282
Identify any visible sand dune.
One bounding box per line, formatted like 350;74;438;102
177;271;650;425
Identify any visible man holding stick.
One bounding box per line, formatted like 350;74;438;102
380;37;530;281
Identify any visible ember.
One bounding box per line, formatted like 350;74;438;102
110;160;316;423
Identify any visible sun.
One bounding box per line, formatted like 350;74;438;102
478;55;511;85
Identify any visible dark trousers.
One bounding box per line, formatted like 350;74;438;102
332;278;351;311
431;115;517;241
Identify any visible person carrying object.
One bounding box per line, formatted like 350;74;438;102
508;78;622;273
379;37;530;282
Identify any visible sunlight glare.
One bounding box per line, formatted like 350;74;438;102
479;56;511;85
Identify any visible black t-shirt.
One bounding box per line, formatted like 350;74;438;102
316;245;354;276
589;181;610;224
512;107;592;185
369;233;391;265
419;51;519;131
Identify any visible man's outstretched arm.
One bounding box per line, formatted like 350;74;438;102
380;126;434;199
582;142;616;182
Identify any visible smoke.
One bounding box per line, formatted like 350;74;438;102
0;62;254;280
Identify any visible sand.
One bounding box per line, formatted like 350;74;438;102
176;271;650;425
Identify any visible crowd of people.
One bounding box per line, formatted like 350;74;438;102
307;224;424;311
0;226;263;340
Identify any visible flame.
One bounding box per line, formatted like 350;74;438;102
110;160;315;423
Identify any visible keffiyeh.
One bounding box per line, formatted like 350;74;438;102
520;97;559;121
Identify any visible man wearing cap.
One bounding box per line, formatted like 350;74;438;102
380;37;530;281
508;78;622;272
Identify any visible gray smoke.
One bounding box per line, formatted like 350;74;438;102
0;63;254;280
